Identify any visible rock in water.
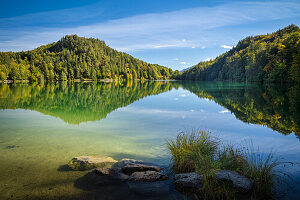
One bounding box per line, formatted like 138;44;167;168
215;170;253;193
68;156;117;171
127;171;169;196
122;163;162;175
174;172;203;194
128;171;168;182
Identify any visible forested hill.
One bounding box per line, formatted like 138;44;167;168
178;25;300;83
0;35;173;81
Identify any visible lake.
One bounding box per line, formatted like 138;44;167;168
0;81;299;199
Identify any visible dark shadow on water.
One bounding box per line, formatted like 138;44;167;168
73;172;185;200
57;164;72;172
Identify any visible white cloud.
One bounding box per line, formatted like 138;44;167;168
219;110;230;114
1;1;300;51
180;61;187;65
221;45;233;49
173;58;179;60
205;58;212;62
191;46;196;48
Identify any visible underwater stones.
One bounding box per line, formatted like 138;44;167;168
128;171;168;182
68;156;117;171
5;145;20;149
127;179;170;196
85;168;128;185
174;172;203;194
92;167;129;181
215;170;253;193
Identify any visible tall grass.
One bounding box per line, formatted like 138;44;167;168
167;130;289;199
166;130;219;173
242;144;291;199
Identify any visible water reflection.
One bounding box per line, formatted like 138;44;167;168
180;82;300;135
0;81;298;135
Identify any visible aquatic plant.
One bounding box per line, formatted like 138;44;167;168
167;130;289;199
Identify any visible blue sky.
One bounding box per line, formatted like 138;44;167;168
0;0;299;70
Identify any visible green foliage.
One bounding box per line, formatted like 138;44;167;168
166;130;219;173
178;25;300;83
167;130;289;199
0;35;174;81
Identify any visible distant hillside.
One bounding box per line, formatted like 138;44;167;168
178;25;300;83
0;35;173;81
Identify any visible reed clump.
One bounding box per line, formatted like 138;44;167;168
166;130;288;199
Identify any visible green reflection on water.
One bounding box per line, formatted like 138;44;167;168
0;81;298;135
0;81;173;124
0;81;299;199
180;81;300;135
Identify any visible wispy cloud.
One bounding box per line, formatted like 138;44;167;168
219;110;230;114
0;1;300;51
180;61;187;65
221;45;233;49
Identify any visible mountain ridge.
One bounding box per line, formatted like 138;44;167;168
177;24;300;83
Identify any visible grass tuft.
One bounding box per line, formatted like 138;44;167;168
167;130;290;199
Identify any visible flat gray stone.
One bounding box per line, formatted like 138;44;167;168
122;163;162;175
68;156;117;171
215;170;253;193
128;171;168;182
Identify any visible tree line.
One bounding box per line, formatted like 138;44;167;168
0;35;174;82
177;24;300;83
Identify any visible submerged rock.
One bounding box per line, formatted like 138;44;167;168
174;172;203;194
5;145;20;149
215;170;253;193
85;168;128;185
127;180;170;196
128;171;168;182
92;167;129;181
68;156;117;171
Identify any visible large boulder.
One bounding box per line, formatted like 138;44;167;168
174;172;203;194
215;170;253;194
68;156;117;171
128;171;168;182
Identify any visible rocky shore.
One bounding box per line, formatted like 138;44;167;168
68;156;253;197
